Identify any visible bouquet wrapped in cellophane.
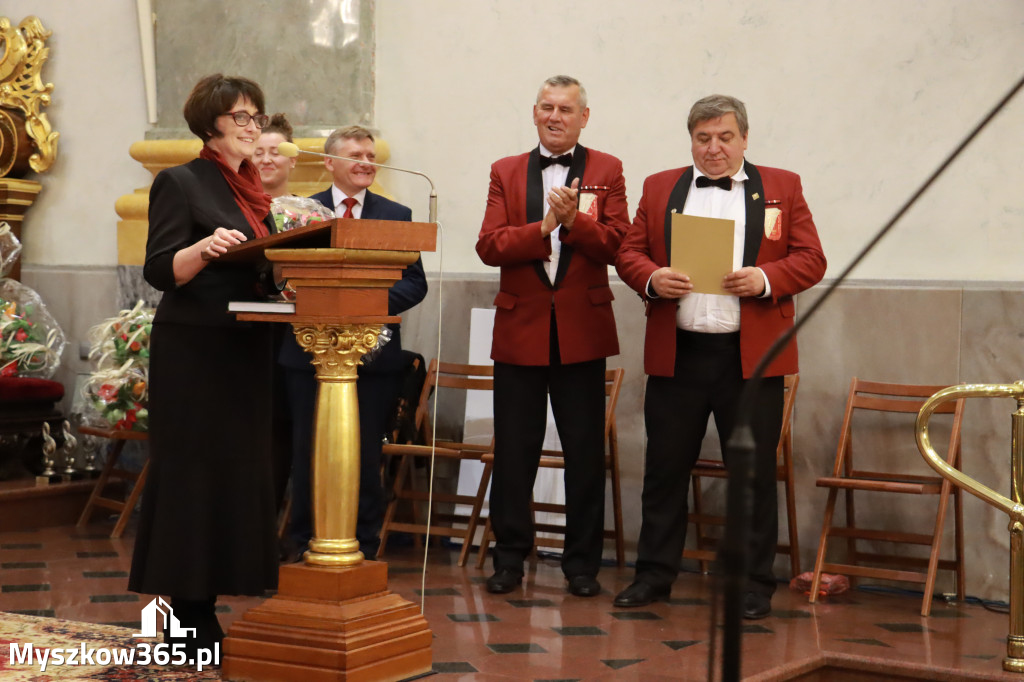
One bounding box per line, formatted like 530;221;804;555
81;301;153;432
0;224;66;378
270;195;334;232
0;280;66;378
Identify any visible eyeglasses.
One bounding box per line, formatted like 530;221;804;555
221;111;270;128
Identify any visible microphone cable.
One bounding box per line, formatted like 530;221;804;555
418;217;445;612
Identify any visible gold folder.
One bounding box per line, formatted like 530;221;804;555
669;213;734;295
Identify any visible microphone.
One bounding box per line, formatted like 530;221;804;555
277;141;438;223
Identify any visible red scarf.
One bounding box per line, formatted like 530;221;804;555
199;146;271;238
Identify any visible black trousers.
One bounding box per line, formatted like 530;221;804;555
636;329;783;596
490;326;607;578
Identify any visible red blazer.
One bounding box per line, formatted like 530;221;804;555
476;146;630;366
615;162;826;378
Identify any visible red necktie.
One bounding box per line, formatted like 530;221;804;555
341;197;358;219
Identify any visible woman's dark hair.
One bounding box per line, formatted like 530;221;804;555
262;113;293;142
183;74;265;143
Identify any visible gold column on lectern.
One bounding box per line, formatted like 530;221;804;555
293;321;381;566
916;381;1024;674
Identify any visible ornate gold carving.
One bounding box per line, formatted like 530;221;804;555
0;16;58;174
292;323;382;381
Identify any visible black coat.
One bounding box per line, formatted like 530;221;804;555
129;158;279;598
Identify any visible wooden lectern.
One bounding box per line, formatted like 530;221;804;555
217;218;435;682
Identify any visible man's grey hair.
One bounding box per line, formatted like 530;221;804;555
324;124;375;155
687;95;749;136
537;75;588;110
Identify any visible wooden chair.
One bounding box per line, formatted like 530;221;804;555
377;360;494;567
76;425;149;538
808;378;966;616
475;367;627;569
683;374;802;577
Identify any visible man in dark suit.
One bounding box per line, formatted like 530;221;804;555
281;125;427;561
476;75;630;597
614;95;826;617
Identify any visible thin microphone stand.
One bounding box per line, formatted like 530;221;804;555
713;70;1024;682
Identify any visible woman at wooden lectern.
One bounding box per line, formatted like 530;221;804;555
128;74;279;658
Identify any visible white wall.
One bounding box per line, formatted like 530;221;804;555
4;1;151;267
9;1;1022;280
375;0;1024;280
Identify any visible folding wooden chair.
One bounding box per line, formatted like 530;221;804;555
808;378;966;616
683;374;801;577
475;367;627;568
377;360;494;567
76;425;149;539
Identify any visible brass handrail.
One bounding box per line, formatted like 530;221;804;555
915;381;1024;673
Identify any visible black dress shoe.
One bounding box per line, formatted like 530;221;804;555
743;592;771;620
613;581;670;607
486;568;523;594
567;575;601;597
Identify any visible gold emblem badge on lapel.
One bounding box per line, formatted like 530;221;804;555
764;205;782;241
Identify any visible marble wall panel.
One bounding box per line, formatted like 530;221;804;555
117;265;161;312
152;0;375;136
958;288;1024;602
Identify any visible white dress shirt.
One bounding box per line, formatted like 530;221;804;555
540;143;576;283
331;186;368;219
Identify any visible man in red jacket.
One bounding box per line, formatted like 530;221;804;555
476;75;629;597
614;95;826;617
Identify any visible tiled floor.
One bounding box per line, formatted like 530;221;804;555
0;521;1020;680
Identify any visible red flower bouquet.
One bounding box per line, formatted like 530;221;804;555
0;279;66;378
87;369;149;432
270;195;335;232
82;302;154;432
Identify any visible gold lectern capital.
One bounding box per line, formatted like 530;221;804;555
292;323;382;381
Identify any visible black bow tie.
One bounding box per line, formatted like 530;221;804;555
539;153;573;169
696;175;733;191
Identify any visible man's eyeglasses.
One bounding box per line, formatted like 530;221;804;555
221;111;270;128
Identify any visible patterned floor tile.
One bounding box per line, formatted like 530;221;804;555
0;522;1014;680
